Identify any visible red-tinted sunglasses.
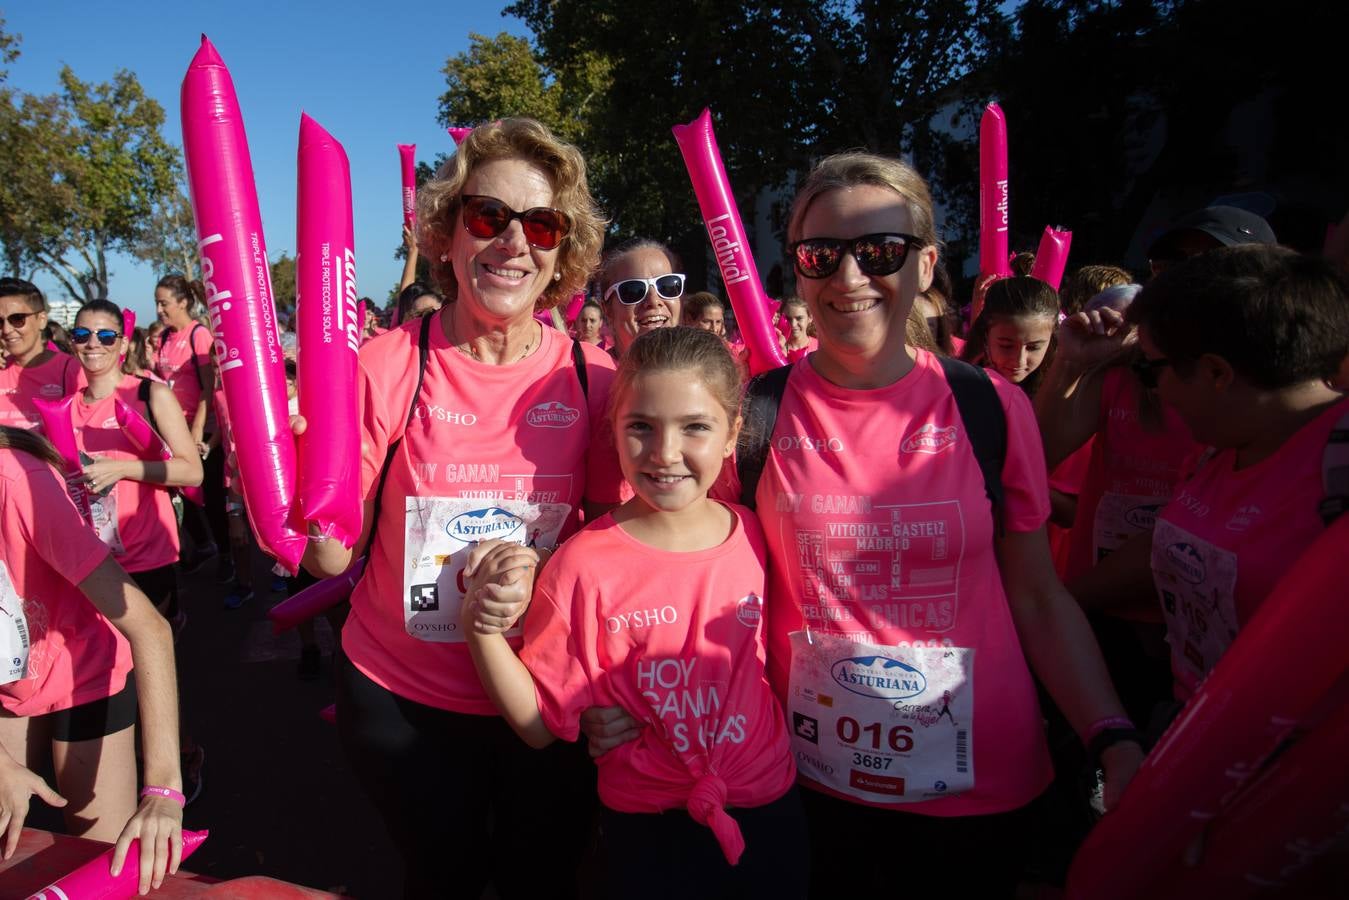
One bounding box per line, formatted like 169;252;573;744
461;195;571;250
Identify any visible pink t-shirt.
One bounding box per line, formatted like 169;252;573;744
714;350;1053;816
521;506;796;859
1065;366;1202;592
785;337;819;364
69;375;180;573
154;323;212;421
1153;397;1349;699
0;449;132;716
343;315;626;713
0;353;83;431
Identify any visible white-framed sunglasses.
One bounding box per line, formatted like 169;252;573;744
604;273;686;306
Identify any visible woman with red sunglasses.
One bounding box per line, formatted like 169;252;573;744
298;118;620;899
584;152;1140;895
0;278;83;432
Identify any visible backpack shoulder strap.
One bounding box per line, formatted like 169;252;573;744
571;338;589;401
1319;405;1349;526
137;377;158;434
936;355;1007;534
736;364;792;511
368;314;434;550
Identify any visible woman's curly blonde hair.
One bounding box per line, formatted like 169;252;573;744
416;118;607;311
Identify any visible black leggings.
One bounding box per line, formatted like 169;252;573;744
183;441;228;553
336;655;596;900
801;788;1034;897
597;786;809;900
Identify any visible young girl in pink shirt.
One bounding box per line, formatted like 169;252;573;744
464;327;806;899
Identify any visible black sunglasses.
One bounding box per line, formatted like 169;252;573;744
71;327;121;347
790;233;923;279
461;195;571;250
3;311;38;329
1131;355;1172;389
604;274;686;306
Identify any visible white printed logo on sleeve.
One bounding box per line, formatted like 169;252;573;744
1151;519;1239;685
0;561;31;686
403;496;570;643
1093;492;1166;563
788;631;974;804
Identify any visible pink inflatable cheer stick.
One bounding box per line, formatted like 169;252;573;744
113;397;206;507
122;309;135;338
563;292;585;325
268;556;366;633
672;109;786;375
447;126;472;145
26;829;208;900
180;35;304;573
979;102;1012;279
33;395;92;524
319;703;337;724
1029;226;1072;290
297;114;363;547
1065;514;1349;900
397;143;416;229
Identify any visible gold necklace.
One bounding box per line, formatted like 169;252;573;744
449;316;537;364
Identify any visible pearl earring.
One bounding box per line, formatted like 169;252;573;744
553;272;561;282
439;253;448;262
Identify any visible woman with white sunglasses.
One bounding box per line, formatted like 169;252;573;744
597;239;686;358
299;118;622;899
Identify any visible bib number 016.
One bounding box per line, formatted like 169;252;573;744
837;716;913;753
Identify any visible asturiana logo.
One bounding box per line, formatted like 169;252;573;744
447;507;523;543
901;424;958;455
831;655;927;700
526;401;580;429
1165;542;1206;585
1125;503;1162;530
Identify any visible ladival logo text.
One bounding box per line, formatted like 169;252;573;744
901;424;957;454
526;401;580;428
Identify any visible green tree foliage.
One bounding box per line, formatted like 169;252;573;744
435;2;1006;289
270;253;297;311
0;31;180;301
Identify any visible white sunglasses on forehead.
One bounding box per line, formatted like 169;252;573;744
604;273;686;306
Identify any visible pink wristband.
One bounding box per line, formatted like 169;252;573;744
141;785;186;806
1082;716;1135;745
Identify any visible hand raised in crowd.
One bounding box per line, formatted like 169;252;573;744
0;752;68;860
462;539;540;635
1055;307;1134;368
109;793;185;895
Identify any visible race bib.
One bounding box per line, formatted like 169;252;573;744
1152;519;1239;687
1093;492;1167;563
0;560;30;686
788;630;975;804
403;496;571;643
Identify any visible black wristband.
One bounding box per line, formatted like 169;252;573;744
1088;727;1146;766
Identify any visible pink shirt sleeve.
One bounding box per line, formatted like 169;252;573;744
519;575;594;742
993;376;1051;533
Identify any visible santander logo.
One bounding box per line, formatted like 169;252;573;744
526;401;580;428
901;424;958;455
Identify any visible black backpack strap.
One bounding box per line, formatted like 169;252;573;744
936;356;1007;534
736;364;792;511
137;377;159;434
188;323;209;388
1318;406;1349;526
571;338;589;401
367;314;434;551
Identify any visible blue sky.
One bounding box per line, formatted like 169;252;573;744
2;0;527;321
